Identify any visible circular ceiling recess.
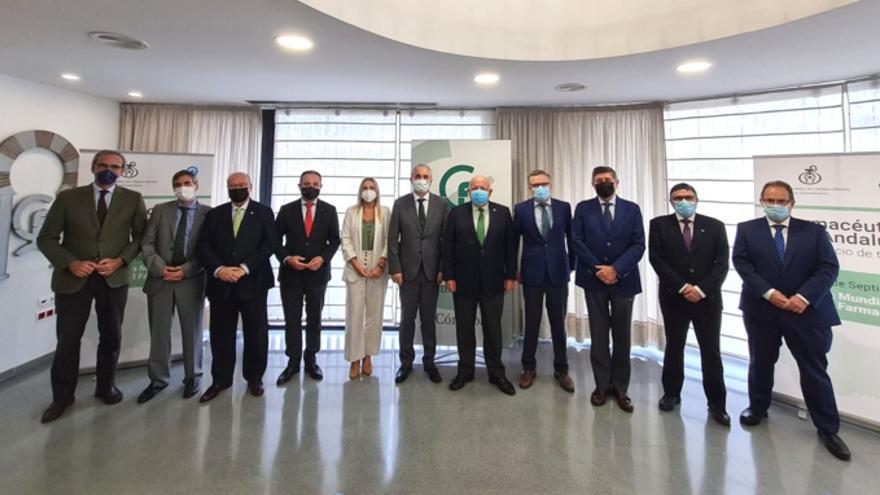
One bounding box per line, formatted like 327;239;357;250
300;0;855;61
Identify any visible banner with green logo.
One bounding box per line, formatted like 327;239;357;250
754;153;880;426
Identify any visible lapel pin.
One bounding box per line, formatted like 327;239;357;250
700;228;705;233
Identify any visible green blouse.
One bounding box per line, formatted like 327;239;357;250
362;220;375;251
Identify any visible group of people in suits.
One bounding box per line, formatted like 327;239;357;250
34;150;851;461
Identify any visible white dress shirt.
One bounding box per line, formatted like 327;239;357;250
92;182;116;207
413;192;430;217
599;195;616;220
534;199;553;230
762;216;808;305
472;202;490;232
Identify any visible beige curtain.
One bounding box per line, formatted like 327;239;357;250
497;104;668;349
119;104;262;202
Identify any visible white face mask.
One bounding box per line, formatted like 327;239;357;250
174;186;196;202
412;179;430;194
361;189;377;203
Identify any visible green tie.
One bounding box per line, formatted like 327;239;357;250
477;207;486;245
232;207;244;238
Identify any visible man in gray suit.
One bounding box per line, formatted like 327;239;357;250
137;169;212;403
388;164;449;384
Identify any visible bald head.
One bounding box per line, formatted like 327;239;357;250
469;175;492;192
227;172;251;188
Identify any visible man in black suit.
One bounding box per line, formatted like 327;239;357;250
648;183;730;426
443;174;517;396
274;170;340;384
196;172;276;402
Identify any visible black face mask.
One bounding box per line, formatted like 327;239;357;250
228;187;249;204
301;187;320;201
594;181;615;199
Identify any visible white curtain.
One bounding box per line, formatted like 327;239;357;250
119;104;262;202
497;104;668;349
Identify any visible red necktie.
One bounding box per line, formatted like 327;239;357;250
304;202;314;237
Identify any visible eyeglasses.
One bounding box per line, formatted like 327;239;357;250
95;162;124;172
761;199;791;206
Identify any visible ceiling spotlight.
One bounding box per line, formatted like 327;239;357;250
274;34;314;51
677;60;712;74
88;31;149;50
127;91;143;98
474;73;500;85
61;73;80;81
555;82;586;92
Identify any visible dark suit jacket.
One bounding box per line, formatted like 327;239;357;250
197;200;276;300
512;199;575;287
572;196;645;296
442;201;516;298
37;184;147;293
387;193;449;282
274;199;340;287
649;213;729;300
732;216;840;328
141;200;212;295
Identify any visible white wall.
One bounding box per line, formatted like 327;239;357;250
0;73;119;375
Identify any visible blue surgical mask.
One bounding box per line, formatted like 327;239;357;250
470;189;489;206
673;200;696;218
533;185;550;203
95;169;118;186
764;205;790;223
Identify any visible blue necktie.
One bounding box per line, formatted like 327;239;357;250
773;224;785;264
602;202;612;230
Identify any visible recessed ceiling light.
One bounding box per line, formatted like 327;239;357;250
127;91;143;98
555;82;587;92
677;60;713;74
61;73;80;81
87;31;149;50
274;34;314;51
474;73;500;85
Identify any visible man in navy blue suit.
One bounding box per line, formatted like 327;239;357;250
572;166;645;412
512;170;576;392
733;180;850;461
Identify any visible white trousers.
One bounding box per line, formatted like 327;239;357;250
345;275;387;362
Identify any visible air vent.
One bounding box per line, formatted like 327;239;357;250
555;82;587;92
87;31;150;50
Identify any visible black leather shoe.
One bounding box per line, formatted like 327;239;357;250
248;381;264;397
304;364;323;381
739;407;768;426
183;377;200;399
658;395;681;412
424;364;442;383
395;365;412;384
709;406;731;426
95;386;123;405
137;383;167;404
818;432;851;461
489;376;516;396
449;375;473;391
276;366;299;385
199;383;230;403
41;400;73;424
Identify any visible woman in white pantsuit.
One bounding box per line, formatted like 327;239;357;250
341;178;390;380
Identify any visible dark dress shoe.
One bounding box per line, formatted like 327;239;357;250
248;382;264;397
276;366;299;385
137;383;168;404
183;378;200;399
739;407;768;426
304;364;324;381
519;369;536;389
395;365;412;384
449;375;473;391
818;432;851;461
95;386;123;405
611;387;634;413
199;383;230;403
590;388;607;406
658;395;681;412
41;400;73;424
554;371;575;393
489;376;516;396
709;406;731;426
424;364;442;383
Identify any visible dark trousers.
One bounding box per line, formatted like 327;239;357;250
521;281;569;373
281;283;326;368
744;315;840;434
453;292;506;380
659;292;726;409
585;288;634;392
51;274;128;403
398;269;439;367
208;291;268;386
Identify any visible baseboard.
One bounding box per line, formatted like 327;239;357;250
0;352;54;384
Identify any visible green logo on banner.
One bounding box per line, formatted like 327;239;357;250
834;270;880;326
439;164;474;208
